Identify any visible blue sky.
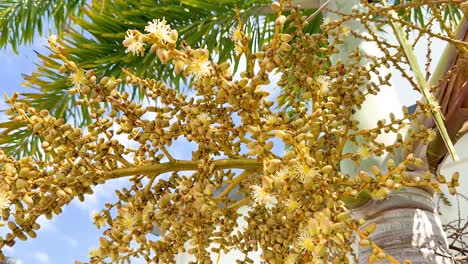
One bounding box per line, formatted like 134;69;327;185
0;38;47;97
0;16;449;263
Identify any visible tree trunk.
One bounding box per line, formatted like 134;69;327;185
352;187;452;263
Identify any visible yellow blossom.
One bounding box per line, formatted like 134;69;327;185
339;25;351;37
68;69;85;89
186;55;212;79
251;185;267;202
234;42;244;56
294;163;319;183
0;191;11;212
264;115;277;126
275;167;290;181
428;95;441;113
297;230;315;252
229;25;243;43
251;185;277;209
357;145;371;160
197;113;211;124
316;75;331;95
285;199;302;212
91;210;106;229
145;19;172;43
426;129;436;142
123;31;145;56
118;211;137;230
48;34;57;45
88;247;100;258
284;253;298;264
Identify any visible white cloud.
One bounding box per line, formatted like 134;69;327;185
72;177;129;214
33;251;50;264
36;215;58;233
2;245;14;254
61;234;79;248
0;107;10;123
32;35;49;50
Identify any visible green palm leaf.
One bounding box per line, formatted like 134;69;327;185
0;0;85;51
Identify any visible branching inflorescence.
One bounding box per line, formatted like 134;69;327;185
0;0;465;263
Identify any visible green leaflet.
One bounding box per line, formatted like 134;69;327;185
382;1;459;161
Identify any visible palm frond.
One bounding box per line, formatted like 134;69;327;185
393;0;462;27
0;0;85;51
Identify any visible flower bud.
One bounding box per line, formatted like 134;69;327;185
283;150;295;161
362;223;377;235
371;165;381;176
271;2;281;12
452;171;459;181
204;184;215;196
275;15;286;27
238;78;249;88
308;218;320;236
23;195;34;207
279;33;293;42
27;230;37;238
173;60;184;75
265;61;275;72
274;130;286;139
157;48;170;62
219;61;231;72
169;30;178;43
321;165;333;174
279;42;291;52
7;221;17;231
448;187;456;195
359;239;370;247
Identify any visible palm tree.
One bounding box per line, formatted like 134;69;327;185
0;0;465;263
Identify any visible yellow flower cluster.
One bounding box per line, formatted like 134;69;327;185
0;1;462;263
